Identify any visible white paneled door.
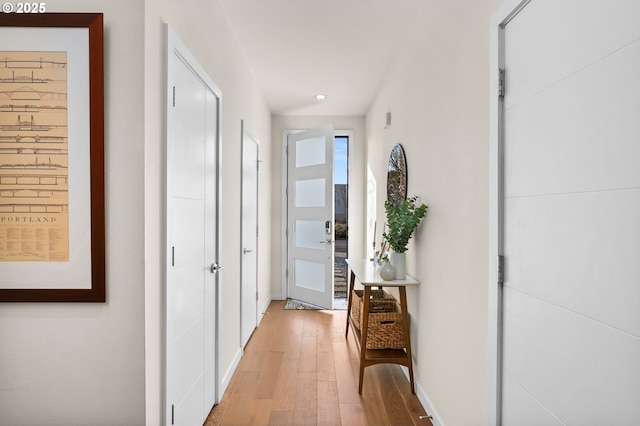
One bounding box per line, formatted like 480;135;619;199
165;27;221;426
499;1;640;424
287;126;335;309
241;123;259;348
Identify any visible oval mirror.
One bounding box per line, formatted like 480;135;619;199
387;143;407;206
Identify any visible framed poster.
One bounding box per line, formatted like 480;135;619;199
0;14;104;302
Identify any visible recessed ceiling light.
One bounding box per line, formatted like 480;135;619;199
314;94;327;101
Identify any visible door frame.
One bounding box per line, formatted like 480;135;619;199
164;25;223;421
280;129;354;300
240;119;259;347
488;1;532;424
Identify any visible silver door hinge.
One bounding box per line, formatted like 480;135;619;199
172;86;176;107
497;255;505;283
256;291;259;301
172;246;175;267
498;69;505;98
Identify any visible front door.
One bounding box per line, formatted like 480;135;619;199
287;126;335;309
165;27;221;426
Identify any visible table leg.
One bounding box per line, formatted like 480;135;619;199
345;269;356;337
399;286;415;394
358;286;371;394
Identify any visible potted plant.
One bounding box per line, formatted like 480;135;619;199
382;196;427;279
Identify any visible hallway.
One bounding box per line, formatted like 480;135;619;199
206;300;432;425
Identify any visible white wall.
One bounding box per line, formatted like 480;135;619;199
270;115;366;299
0;1;146;424
144;0;272;423
365;1;503;424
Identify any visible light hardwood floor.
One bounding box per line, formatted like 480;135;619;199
205;300;433;426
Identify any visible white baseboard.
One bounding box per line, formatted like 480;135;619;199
401;366;445;426
257;298;273;326
218;347;242;401
271;293;286;301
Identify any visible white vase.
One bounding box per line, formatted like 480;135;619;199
379;261;396;281
390;252;406;279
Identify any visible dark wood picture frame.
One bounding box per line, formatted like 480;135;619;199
0;13;105;302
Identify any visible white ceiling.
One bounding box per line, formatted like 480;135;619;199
219;0;423;116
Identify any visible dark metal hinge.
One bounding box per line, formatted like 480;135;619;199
498;68;505;98
498;255;505;283
172;86;176;107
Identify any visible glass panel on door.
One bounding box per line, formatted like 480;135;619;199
295;179;326;208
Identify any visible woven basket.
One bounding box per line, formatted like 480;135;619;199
351;289;405;349
351;289;395;329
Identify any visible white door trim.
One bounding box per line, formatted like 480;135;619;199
164;25;223;421
488;1;530;425
280;129;354;301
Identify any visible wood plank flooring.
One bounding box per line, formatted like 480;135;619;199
205;300;433;426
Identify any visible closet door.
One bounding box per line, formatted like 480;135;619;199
165;27;221;425
500;1;640;424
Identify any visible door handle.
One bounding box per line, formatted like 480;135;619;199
319;240;334;244
243;248;253;254
210;262;224;274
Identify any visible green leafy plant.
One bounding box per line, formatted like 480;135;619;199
382;196;428;253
